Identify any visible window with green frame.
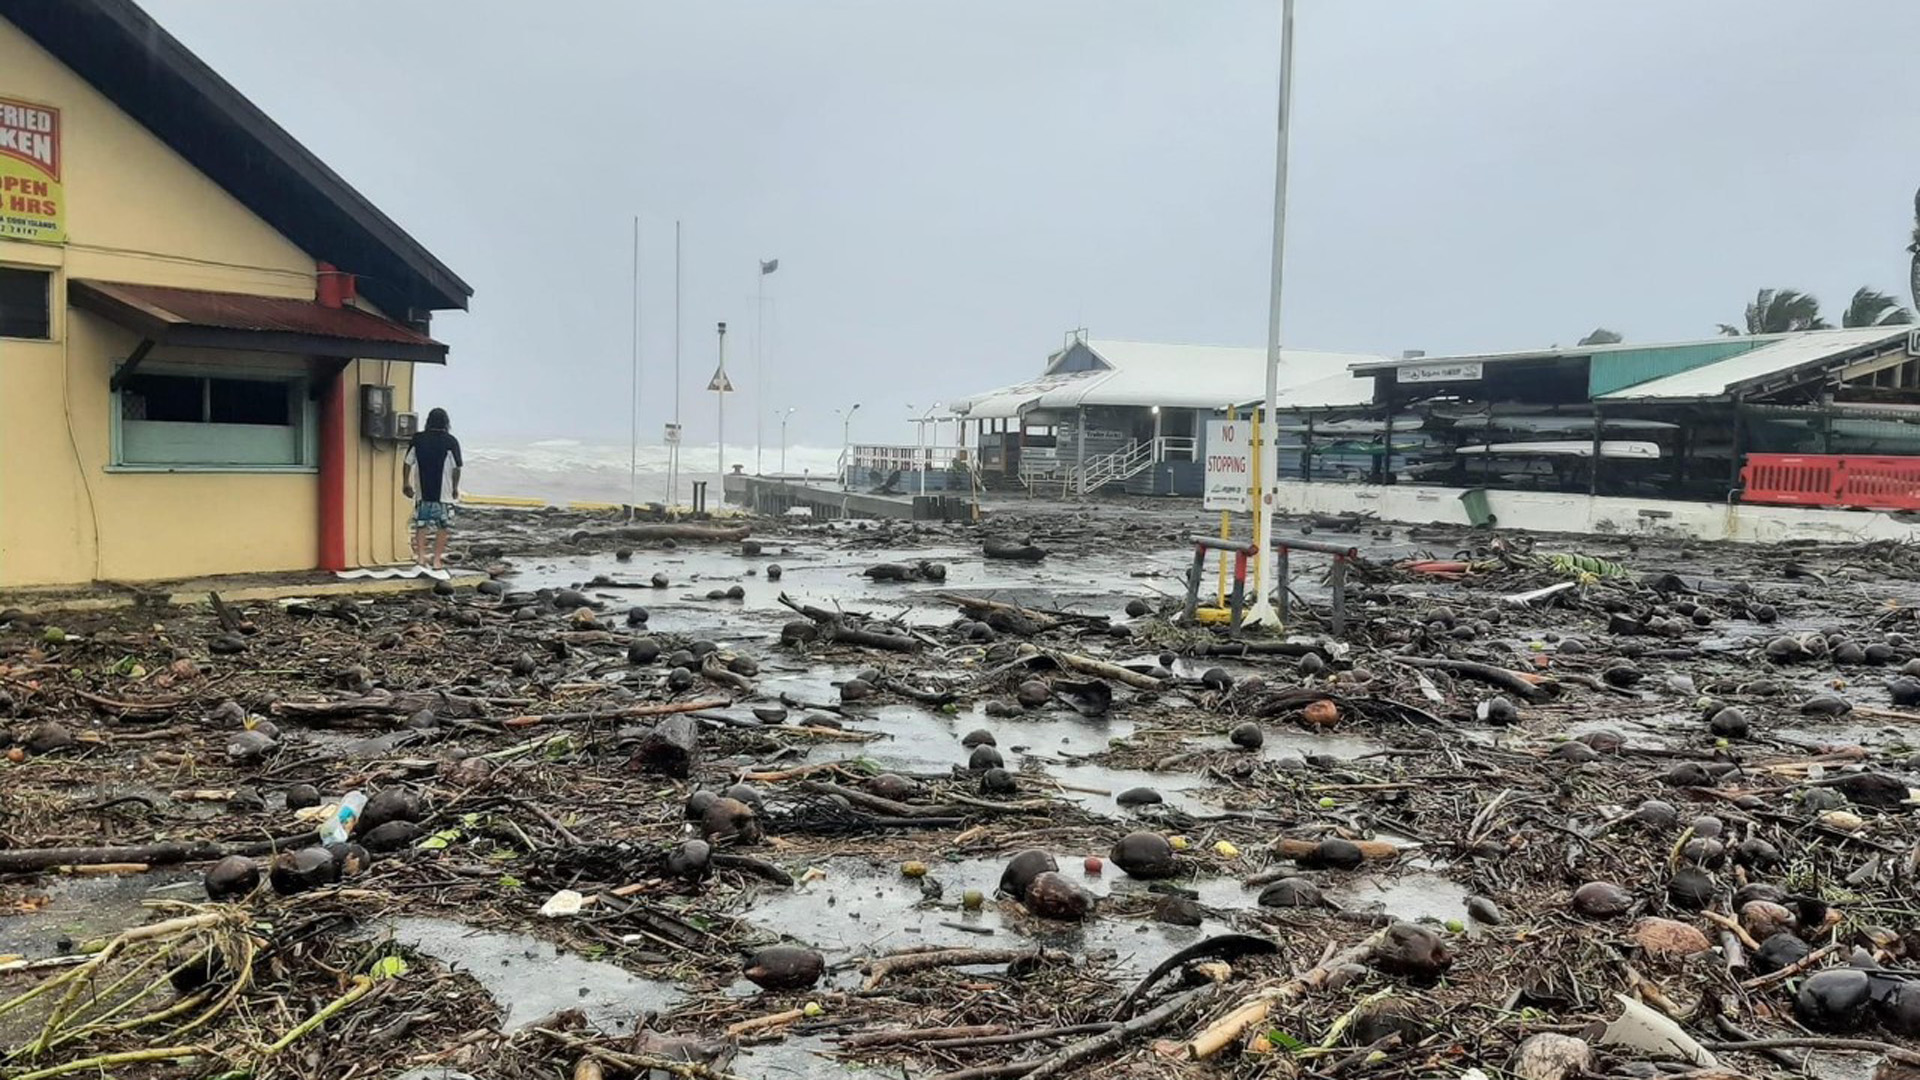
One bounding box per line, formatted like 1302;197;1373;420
114;369;315;469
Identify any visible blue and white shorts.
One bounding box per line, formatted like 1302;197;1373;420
412;501;455;531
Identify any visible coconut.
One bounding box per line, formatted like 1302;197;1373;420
225;729;278;765
1016;680;1051;708
628;639;662;664
1802;692;1853;717
1368;921;1453;983
1750;930;1811;975
1302;837;1365;871
960;728;997;748
1115;786;1163;806
701;797;762;845
722;783;764;812
1257;877;1326;909
1110;832;1177;879
360;820;421;852
968;745;1005;771
1795;968;1873;1032
1467;895;1505;925
1349;996;1427;1047
23;721;75;755
1124;599;1151;618
1630;916;1711;956
666;667;696;691
1508;1034;1592;1080
1879;983;1920;1036
358;788;425;833
284;783;321;811
743;945;825;991
326;842;371;877
840;678;875;702
204;856;260;901
1802;787;1848;813
1601;664;1643;688
1301;699;1340;727
979;767;1019;795
1689;815;1725;839
269;847;341;896
1022;871;1094;921
1835;641;1868;665
1298;653;1329;676
1680;837;1726;868
1708;706;1751;739
998;850;1059;901
1578;729;1628;754
1631;799;1679;829
1740;900;1797;940
685;790;719;821
1228;722;1264;750
510;653;539;677
1660;762;1714;787
1571;881;1634;919
1889;676;1920;708
866;773;918;801
1478;696;1519;725
1667;867;1720;910
1832;772;1911;808
1200;668;1233;692
666;840;712;881
1549;741;1600;764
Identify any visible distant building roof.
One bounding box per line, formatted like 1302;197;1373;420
952;338;1386;418
2;0;471;317
1597;326;1911;402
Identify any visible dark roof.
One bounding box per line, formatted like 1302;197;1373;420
1;0;471;318
72;279;448;364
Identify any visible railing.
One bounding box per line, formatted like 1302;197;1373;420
1741;453;1920;510
844;443;972;493
1019;436;1198;496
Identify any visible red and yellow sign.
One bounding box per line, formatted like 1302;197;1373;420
0;96;62;243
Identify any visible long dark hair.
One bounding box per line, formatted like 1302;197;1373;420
425;407;450;431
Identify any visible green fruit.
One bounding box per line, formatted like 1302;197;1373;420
1318;797;1336;809
1445;919;1466;934
962;889;984;910
41;627;65;644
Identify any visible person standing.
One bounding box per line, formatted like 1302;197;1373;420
402;407;462;577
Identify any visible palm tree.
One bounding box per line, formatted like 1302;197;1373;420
1841;287;1912;328
1578;328;1623;346
1718;288;1829;336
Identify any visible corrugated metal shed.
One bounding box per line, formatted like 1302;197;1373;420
1586;341;1763;397
1597;326;1910;402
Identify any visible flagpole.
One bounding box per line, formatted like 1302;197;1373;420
1245;0;1296;628
629;215;640;512
671;219;682;507
716;322;728;489
754;269;764;475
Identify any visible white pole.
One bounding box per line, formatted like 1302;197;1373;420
717;322;728;487
629;215;639;510
780;408;793;476
671;220;682;506
755;271;765;475
1246;0;1296;628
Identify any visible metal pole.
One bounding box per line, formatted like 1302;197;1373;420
755;271;765;474
672;220;682;506
717;322;728;485
629;215;639;510
1246;0;1296;628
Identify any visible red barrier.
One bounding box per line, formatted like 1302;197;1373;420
1741;453;1920;511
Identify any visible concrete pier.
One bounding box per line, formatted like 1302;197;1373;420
723;474;950;520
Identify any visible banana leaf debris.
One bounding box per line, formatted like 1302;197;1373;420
7;504;1920;1078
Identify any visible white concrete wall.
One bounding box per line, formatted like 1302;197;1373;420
1273;481;1920;544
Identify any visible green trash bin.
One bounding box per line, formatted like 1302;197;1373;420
1459;487;1497;528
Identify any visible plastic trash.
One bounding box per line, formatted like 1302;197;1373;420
1599;994;1717;1067
539;889;586;917
319;791;367;844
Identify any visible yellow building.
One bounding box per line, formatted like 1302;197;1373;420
0;0;470;589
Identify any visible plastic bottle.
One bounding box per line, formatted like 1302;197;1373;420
320;791;367;844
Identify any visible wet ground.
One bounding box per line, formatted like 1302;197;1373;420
9;502;1920;1078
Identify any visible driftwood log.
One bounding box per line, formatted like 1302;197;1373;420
588;524;751;543
778;593;917;652
1396;656;1555;703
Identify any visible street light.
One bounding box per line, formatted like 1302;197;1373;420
913;402;942;496
779;407;796;477
836;403;861;489
1246;0;1297;628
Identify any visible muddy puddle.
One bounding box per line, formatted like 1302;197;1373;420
0;871;201;960
379;917;685;1033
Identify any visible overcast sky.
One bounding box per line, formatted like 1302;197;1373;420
144;0;1920;446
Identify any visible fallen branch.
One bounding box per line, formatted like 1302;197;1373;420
1050;651;1161;691
843;1024;1011;1049
1185;931;1384;1059
862;947;1067;990
778;593;918;652
1395;656;1554;703
501;698;729;728
799;780;959;819
1017;984;1219;1080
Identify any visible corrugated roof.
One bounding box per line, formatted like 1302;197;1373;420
70;279;448;363
1597;326;1910;402
953;339;1385;417
1350;331;1831;373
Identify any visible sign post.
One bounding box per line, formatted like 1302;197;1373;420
710;323;733;486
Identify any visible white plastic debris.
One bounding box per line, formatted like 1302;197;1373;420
538;889;586;918
1599;994;1717;1067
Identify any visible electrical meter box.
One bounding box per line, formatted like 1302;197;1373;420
360;384;394;441
394;412;419;439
